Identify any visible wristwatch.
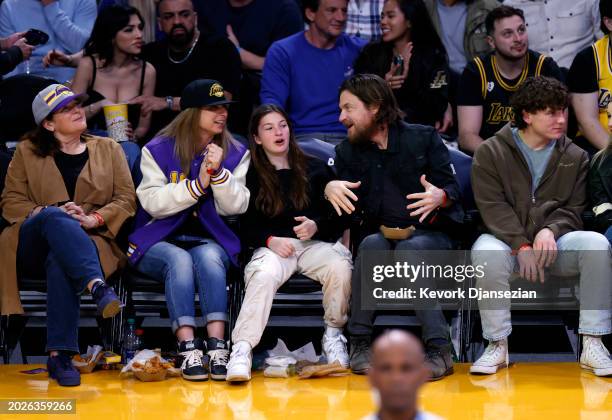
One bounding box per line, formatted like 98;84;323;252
165;96;173;110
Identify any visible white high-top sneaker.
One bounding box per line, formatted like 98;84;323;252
226;341;253;382
580;335;612;377
322;333;349;368
470;339;509;375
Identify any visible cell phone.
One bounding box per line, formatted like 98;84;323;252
392;54;404;76
24;29;49;46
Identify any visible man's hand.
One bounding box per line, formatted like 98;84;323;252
533;228;557;268
226;24;239;49
406;175;446;223
435;103;453;133
268;236;296;258
13;38;34;60
517;245;545;283
293;216;317;240
324;180;361;216
1;31;26;50
43;49;72;68
130;96;167;117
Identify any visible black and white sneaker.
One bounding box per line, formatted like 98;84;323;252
178;337;209;381
207;337;229;380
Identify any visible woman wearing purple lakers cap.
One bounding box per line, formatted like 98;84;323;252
128;79;250;382
0;84;136;387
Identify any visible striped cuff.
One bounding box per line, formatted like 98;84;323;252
210;167;229;186
186;178;206;200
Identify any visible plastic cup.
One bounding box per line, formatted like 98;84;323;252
103;103;129;142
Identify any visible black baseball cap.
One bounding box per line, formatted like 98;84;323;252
180;79;236;110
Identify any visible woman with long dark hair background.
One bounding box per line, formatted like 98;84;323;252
354;0;452;131
71;4;156;143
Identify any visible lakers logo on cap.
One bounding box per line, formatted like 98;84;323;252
209;83;224;98
43;85;73;108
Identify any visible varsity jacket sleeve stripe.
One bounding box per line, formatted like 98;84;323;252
136;146;202;219
210;151;251;216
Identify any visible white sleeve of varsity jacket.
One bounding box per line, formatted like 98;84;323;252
137;146;206;219
210;151;251;216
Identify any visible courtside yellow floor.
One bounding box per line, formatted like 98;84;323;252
0;363;610;419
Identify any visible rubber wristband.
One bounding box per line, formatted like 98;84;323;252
266;236;274;248
512;243;532;255
441;190;448;207
91;212;105;227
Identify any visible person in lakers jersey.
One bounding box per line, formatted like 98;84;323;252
568;0;612;155
457;5;563;154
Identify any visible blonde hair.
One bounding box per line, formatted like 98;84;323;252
158;108;239;176
129;0;156;43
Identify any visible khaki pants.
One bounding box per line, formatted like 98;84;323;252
231;239;353;348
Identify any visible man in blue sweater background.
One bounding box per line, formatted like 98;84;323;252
260;0;366;145
0;0;96;84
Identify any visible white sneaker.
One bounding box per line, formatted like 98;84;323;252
470;339;509;375
580;336;612;377
226;341;253;382
322;333;349;368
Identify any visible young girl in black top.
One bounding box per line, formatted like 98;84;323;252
226;104;353;382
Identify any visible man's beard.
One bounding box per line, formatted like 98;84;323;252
168;25;195;49
347;120;378;145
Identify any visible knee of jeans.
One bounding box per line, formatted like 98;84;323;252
573;231;611;252
193;243;229;268
163;250;194;280
40;207;80;229
40;206;71;221
358;233;389;252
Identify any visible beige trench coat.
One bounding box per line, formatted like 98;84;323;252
0;135;136;315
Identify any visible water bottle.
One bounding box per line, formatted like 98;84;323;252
135;328;145;351
123;318;138;364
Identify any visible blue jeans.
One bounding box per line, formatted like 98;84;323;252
87;129;141;185
17;207;104;353
134;236;230;334
120;142;142;186
472;232;612;340
605;226;612;247
348;231;453;345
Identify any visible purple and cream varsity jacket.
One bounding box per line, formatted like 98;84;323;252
127;136;251;266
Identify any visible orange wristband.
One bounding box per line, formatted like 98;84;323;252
512;243;532;255
266;236;274;248
91;212;105;227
